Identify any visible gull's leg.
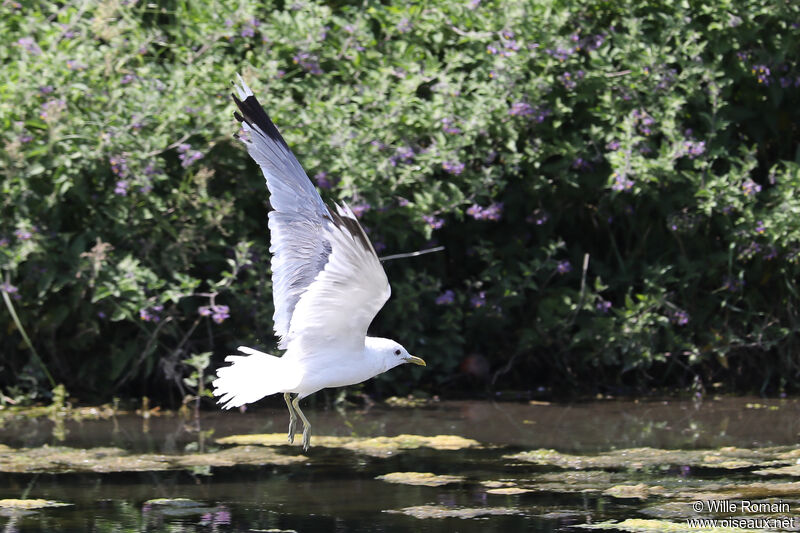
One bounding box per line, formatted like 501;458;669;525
291;395;311;451
284;393;297;444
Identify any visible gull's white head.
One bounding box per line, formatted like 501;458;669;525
366;336;426;373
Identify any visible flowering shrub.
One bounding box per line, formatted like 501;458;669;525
2;1;800;400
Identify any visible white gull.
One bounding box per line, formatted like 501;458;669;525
212;76;426;450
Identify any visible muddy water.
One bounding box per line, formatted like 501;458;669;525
1;396;800;532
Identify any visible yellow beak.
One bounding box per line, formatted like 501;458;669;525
405;355;426;367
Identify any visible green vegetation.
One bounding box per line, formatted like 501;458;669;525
2;1;800;402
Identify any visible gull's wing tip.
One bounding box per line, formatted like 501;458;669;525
234;73;253;99
230;79;290;150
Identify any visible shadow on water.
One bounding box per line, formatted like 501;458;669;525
2;396;800;532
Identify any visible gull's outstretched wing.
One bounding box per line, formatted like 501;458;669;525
232;77;390;352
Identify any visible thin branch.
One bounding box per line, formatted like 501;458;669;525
567;253;591;328
605;69;632;78
379;246;445;262
141;133;193;158
1;286;55;388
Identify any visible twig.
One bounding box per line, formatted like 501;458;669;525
1;285;55;388
605;69;632;78
379;246;445;262
141;133;193;158
567;253;591;328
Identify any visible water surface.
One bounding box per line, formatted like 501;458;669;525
2;396;799;532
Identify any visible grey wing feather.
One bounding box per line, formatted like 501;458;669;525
232;77;331;347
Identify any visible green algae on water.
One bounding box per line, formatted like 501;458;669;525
0;499;71;509
485;486;533;495
576;518;766;532
385;505;518;519
144;498;204;507
376;472;465;486
0;444;303;474
216;433;480;457
506;446;798;471
603;484;665;500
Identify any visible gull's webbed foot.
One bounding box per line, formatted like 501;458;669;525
284;393;297;444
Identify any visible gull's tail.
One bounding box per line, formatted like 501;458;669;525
212;346;286;409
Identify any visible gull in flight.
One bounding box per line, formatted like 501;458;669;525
212;76;426;451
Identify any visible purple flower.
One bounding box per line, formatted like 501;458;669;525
441;117;461;134
14;229;32;241
315;171;333;189
350;203;370;218
738;241;762;260
110;156;129;178
670;309;689;326
143;163;162;176
66;59;86;70
389;146;415;166
611;172;633;191
558;71;583;90
466;202;503;221
742;178;761;196
177;143;204;167
293;52;323;74
16;37;42;55
397;197;410;207
0;282;18;294
19;133;33;143
443;160;465;175
373;240;386;253
241;26;255;38
39;85;54;94
211;304;230;324
755;220;765;234
121;74;136;85
722;276;745;293
571;157;592;171
470;291;486;308
397;18;411;33
584;33;606;51
545;46;577;61
752;64;771;85
682;140;705;158
139;308;160;322
114;180;129;196
556;260;572;274
0;238;8;246
422;215;444;229
39;99;66;120
436;290;455;305
509;102;533;116
468;0;481;8
596;300;612;313
486;44;499;55
198;306;212;317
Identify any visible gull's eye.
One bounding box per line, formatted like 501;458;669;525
395;349;401;355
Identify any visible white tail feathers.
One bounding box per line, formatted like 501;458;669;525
212;346;285;409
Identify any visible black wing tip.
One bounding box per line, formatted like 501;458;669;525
231;89;289;150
